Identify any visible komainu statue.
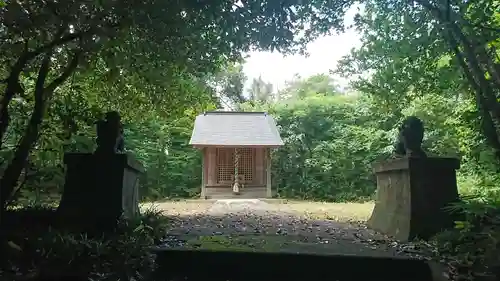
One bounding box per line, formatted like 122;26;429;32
394;116;427;158
95;111;125;154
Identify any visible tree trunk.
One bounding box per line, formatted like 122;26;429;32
0;51;47;267
0;52;53;208
442;25;500;162
0;52;33;149
0;30;84;149
416;0;500;162
0;49;79;208
0;32;82;265
0;105;48;207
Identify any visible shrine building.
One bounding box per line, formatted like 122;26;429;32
189;111;283;199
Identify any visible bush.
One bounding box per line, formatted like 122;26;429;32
434;196;500;281
266;95;391;201
2;206;169;281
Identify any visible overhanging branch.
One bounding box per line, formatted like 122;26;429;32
44;51;81;96
34;52;54;102
415;0;500;117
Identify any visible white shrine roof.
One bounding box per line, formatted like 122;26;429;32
189;111;284;147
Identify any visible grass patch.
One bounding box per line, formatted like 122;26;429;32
141;199;213;216
276;200;375;222
145;199;375;223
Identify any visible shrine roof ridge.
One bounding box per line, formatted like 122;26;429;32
189;111;283;147
203;111;268;115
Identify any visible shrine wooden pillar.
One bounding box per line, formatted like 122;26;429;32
266;148;272;197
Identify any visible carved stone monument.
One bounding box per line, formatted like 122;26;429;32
95;111;125;154
367;116;460;241
57;111;144;232
394;116;427;158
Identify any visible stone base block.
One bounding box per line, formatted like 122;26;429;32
57;152;144;232
368;157;460;241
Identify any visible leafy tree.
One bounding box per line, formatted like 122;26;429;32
238;72;496;202
0;0;352;208
334;0;500;160
208;62;248;110
240;80;391;201
126;113;204;199
278;74;341;100
331;3;500;277
248;76;274;104
2;1;500;279
269;95;390;201
334;0;500;192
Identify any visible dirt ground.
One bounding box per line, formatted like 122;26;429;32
143;199;374;221
143;199;433;259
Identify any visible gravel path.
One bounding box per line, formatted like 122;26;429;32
155;199;431;258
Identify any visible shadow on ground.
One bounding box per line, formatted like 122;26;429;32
153;199;432;259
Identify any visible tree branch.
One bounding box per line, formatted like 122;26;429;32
448;32;500;158
416;0;500;117
428;0;500;87
34;52;54;101
26;31;85;67
0;27;83;109
2;27;86;84
44;52;81;96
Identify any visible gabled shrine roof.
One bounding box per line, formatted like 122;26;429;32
189;111;284;147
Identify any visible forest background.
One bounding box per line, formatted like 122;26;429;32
1;1;498;205
1;1;500;279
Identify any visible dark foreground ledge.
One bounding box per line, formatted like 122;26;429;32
152;248;446;281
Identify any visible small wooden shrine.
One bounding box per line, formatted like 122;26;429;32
189;111;284;199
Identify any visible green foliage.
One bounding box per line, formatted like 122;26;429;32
335;0;500;194
2;0;500;279
242;73;500;205
4;206;169;280
128;115;203;199
330;1;500;279
2;77;214;203
209;62;248;110
277;74;341;100
0;0;359;208
11;68;500;205
248;76;275;104
434;197;500;281
262;94;391;201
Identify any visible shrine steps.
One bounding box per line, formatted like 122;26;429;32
202;186;269;199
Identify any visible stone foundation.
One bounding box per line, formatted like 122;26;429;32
368;157;460;241
57;153;144;232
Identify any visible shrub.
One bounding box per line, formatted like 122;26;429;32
434;196;500;281
2;206;168;281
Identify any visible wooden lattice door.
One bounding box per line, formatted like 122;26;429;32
216;148;234;184
237;148;254;184
216;148;255;184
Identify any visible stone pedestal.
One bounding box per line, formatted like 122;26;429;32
368;157;460;241
57;152;144;232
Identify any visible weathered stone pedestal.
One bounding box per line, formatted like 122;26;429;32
57;152;144;232
368;157;460;241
